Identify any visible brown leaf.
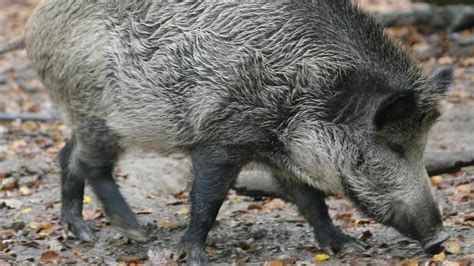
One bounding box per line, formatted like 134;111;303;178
248;202;263;211
264;260;284;266
464;213;474;221
265;198;285;209
455;184;471;193
173;190;188;200
82;209;103;220
156;220;178;230
29;221;53;232
354;218;373;225
0;229;15;239
432;251;446;262
397;258;419;266
335;212;353;224
456;256;472;266
1;177;17;191
176;207;189;216
40;250;60;263
444;240;461;254
70;246;81;256
430;175;443;187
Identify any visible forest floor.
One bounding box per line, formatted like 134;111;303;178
0;0;473;265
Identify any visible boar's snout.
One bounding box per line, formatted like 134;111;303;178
421;229;449;254
390;199;448;254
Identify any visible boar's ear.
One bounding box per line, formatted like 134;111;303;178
374;91;417;130
430;67;453;94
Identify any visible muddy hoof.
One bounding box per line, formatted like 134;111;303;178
62;216;95;242
176;244;208;266
112;224;148;242
317;229;368;256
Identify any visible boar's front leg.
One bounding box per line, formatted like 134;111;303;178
276;179;367;255
180;145;246;265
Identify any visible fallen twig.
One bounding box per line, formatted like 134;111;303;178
0;112;61;121
372;4;474;31
235;150;474;198
425;150;474;176
0;36;25;55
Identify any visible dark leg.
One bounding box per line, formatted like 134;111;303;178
59;137;95;242
61;120;145;242
276;179;367;255
76;158;146;241
181;145;245;265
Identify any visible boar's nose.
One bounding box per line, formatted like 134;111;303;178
390;199;447;253
421;229;449;254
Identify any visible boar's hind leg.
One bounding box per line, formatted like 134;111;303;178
277;179;367;255
180;145;246;264
65;120;146;242
59;137;95;242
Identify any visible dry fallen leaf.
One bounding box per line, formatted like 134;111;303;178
455;184;471;193
354;218;373;225
264;260;284;266
40;250;60;263
83;195;92;204
1;177;17;191
397;258;419;266
432;251;446;262
0;229;16;239
70;246;81;256
20;207;32;214
430;175;443;186
29;222;54;232
156;220;178;229
438;56;455;65
19;185;31;195
176;207;189;216
313;253;330;262
82;209;102;220
335;212;353;224
444;240;461;254
265;198;285;209
248;202;264;211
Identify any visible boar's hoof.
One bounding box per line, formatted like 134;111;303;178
177;245;208;266
107;214;148;242
112;225;148;242
421;230;449;255
62;217;95;242
319;234;368;256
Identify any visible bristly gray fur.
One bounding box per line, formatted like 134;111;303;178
25;0;447;234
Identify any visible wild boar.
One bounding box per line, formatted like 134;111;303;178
24;0;452;264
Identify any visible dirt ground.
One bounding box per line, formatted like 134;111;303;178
0;0;473;265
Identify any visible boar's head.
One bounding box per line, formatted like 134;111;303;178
283;67;453;253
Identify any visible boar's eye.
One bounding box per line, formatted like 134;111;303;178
387;141;404;157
